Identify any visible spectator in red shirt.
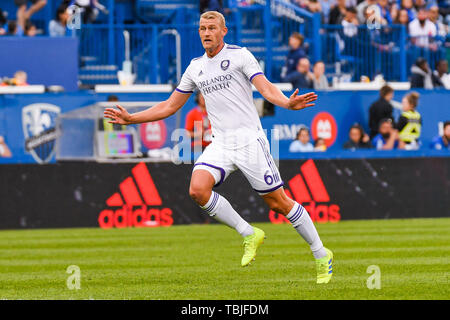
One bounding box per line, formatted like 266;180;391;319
185;92;211;150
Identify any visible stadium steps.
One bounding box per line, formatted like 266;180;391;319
78;64;119;85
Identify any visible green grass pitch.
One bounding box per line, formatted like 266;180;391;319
0;218;448;300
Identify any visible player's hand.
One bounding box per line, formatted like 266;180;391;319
287;89;318;110
104;105;132;125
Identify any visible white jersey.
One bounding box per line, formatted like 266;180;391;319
176;43;265;149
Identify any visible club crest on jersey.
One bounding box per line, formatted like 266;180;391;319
22;103;61;164
221;60;230;71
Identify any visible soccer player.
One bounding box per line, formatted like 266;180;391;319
104;11;334;284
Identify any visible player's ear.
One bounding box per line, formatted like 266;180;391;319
222;26;228;37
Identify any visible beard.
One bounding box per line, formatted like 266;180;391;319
382;133;390;140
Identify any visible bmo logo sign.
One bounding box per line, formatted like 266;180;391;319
311;112;338;147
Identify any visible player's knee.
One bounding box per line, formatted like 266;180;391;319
189;183;210;205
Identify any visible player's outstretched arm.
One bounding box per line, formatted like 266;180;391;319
104;90;191;125
252;74;317;110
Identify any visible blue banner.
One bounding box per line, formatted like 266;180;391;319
0;89;449;164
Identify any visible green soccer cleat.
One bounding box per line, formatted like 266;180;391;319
316;247;334;284
241;227;265;267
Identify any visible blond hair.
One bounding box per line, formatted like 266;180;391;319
200;11;226;27
405;91;420;109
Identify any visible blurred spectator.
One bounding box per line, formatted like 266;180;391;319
432;59;450;89
408;7;437;48
399;0;416;22
307;0;323;13
282;32;307;79
342;6;359;37
343;123;372;150
14;71;28;85
24;20;37;36
0;8;7;35
185;92;212;150
293;0;309;9
413;0;427;11
6;21;24;36
363;4;387;28
397;91;422;150
428;5;448;38
369;84;395;138
377;0;393;24
319;0;336;23
289;127;314;152
67;0;107;24
0;136;12;158
372;118;405;150
430;121;450;150
200;0;225;14
356;0;378;23
282;58;313;89
49;5;70;37
314;138;327;151
1;71;29;86
410;57;434;89
395;8;411;26
15;0;47;31
329;0;347;24
311;61;329;89
107;94;118;102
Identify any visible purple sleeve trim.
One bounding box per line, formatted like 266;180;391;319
249;72;264;82
193;162;226;187
175;88;194;94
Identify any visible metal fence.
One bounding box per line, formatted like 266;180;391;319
74;1;448;85
321;24;447;82
76;23;238;84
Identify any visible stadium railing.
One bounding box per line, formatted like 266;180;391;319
76;22;239;85
320;24;447;82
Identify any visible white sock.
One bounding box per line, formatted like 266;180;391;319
201;191;254;237
286;202;327;259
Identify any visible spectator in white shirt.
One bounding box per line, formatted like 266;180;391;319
408;8;437;48
342;7;359;37
428;5;448;39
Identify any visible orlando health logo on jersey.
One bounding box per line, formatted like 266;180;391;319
22;103;61;164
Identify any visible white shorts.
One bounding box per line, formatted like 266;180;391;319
192;135;284;195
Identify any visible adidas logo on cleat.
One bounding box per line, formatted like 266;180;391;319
98;162;173;229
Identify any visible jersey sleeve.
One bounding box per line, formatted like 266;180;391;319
241;48;264;82
176;63;196;94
